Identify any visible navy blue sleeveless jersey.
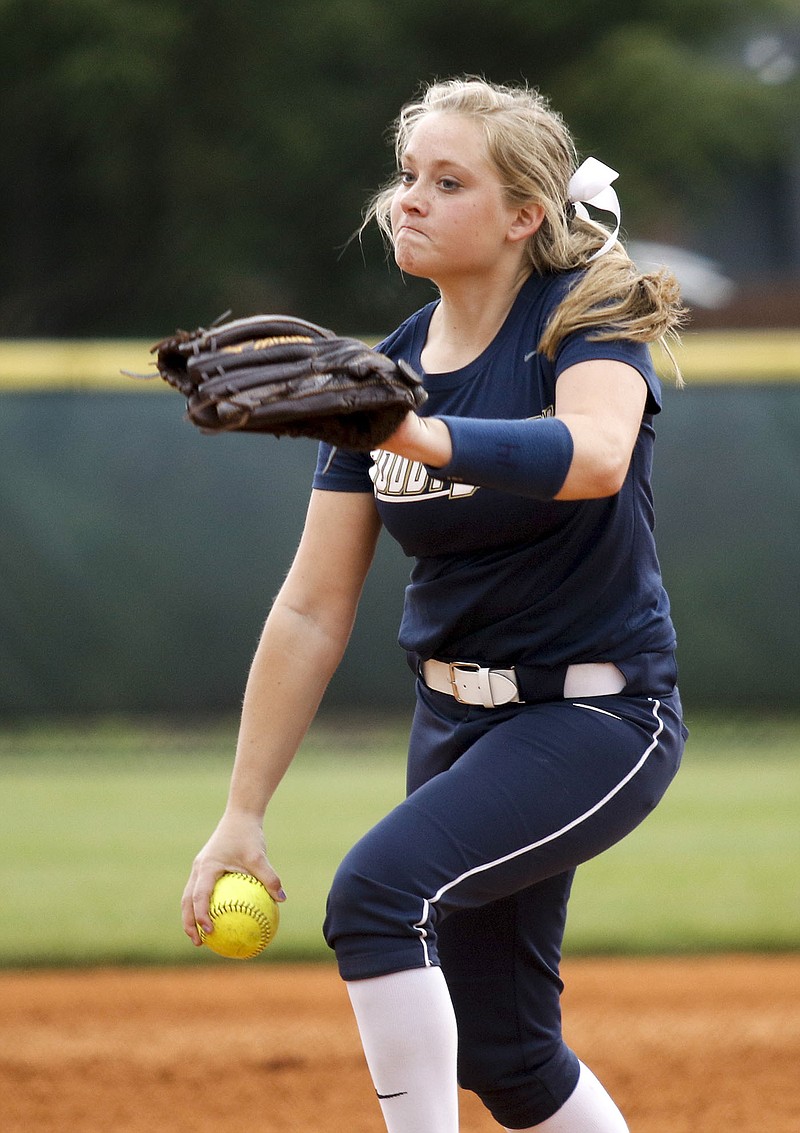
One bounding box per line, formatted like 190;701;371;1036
313;271;678;698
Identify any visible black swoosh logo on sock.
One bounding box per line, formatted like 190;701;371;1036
376;1090;408;1100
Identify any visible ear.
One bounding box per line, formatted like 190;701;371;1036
507;202;545;244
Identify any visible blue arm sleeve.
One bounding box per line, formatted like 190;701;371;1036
426;415;574;500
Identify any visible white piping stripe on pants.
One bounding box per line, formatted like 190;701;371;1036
412;698;665;965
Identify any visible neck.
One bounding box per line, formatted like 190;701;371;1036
423;267;532;373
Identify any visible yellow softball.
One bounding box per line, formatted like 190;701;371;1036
198;871;280;960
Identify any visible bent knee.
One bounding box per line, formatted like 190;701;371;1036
323;847;439;980
460;1041;580;1128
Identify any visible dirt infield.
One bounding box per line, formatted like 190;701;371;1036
4;955;798;1132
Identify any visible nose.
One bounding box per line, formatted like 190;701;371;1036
399;179;428;215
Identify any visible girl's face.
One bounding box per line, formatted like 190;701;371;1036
390;112;533;287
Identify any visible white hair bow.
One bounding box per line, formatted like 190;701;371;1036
568;157;621;261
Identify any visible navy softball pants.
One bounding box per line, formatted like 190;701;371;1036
324;682;686;1127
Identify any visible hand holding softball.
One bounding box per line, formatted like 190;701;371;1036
181;813;285;950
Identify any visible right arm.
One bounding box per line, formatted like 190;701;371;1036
181;487;382;944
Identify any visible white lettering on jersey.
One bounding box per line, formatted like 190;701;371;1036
369;450;478;502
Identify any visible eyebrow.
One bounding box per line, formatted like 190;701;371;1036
400;151;473;176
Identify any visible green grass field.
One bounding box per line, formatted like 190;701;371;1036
1;713;798;966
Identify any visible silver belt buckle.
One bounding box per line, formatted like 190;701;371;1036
448;661;484;705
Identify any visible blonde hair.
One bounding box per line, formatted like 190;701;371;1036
364;77;686;380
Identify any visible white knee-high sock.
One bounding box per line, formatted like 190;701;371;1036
346;966;459;1133
504;1060;629;1132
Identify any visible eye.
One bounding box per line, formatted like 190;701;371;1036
398;169;416;186
438;177;462;192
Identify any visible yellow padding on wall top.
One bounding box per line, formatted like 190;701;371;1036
0;330;798;390
0;340;157;391
651;329;800;383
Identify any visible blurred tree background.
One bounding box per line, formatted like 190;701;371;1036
0;0;798;338
0;1;798;717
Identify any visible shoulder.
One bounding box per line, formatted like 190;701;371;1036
530;271;664;413
521;269;585;310
376;300;438;360
510;271;585;342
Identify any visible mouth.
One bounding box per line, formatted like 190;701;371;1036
395;224;427;240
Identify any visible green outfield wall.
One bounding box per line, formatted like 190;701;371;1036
1;332;798;716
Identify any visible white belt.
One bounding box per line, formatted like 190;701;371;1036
421;658;626;708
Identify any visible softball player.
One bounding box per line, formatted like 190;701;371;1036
183;78;688;1132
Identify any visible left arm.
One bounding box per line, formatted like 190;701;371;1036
380;359;648;501
551;359;647;499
